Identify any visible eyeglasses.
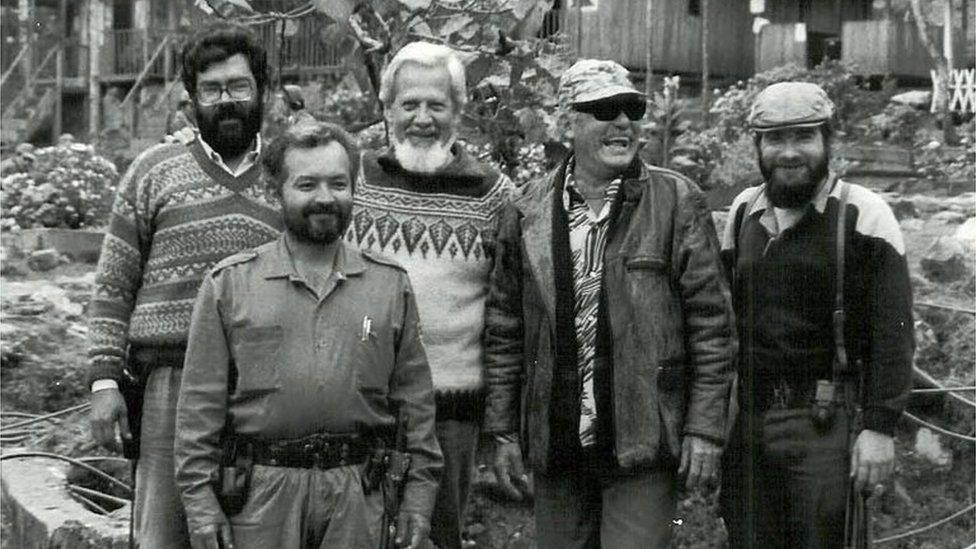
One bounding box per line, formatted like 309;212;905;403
572;99;646;121
196;79;254;105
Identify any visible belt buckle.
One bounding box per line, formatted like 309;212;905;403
771;379;792;410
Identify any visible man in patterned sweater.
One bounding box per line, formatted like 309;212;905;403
87;22;280;548
346;42;515;549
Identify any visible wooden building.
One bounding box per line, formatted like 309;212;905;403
0;0;343;146
562;0;755;79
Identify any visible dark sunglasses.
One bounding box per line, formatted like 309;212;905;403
572;99;646;121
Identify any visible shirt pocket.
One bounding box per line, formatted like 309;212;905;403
353;319;395;397
232;326;283;395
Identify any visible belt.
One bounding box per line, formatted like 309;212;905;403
245;433;376;470
749;378;853;412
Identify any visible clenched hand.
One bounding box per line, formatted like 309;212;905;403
90;387;131;451
678;435;722;490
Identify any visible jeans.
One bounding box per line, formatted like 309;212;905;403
134;365;191;548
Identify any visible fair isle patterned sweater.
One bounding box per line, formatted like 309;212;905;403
347;146;515;418
88;139;281;384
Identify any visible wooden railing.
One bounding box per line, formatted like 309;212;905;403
253;16;343;76
103;29;181;80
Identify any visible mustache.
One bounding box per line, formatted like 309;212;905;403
302;204;339;216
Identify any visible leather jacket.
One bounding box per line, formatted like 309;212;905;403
484;158;737;472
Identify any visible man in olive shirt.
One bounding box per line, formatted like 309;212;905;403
175;121;441;549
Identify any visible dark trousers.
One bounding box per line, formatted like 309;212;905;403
720;407;851;549
534;455;677;549
429;419;480;549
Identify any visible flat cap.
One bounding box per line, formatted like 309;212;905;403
558;59;645;106
748;82;835;131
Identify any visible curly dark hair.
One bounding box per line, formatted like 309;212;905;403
262;121;361;196
180;21;269;99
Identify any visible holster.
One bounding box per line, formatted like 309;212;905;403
119;354;146;460
217;435;253;517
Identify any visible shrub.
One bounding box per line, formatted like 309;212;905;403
0;143;119;231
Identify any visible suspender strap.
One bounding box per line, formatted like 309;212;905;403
832;180;852;378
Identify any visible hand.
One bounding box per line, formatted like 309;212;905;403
394;512;430;549
850;429;894;495
492;440;531;501
189;523;234;549
678;435;722;490
90;388;131;451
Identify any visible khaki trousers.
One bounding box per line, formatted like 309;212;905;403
227;464;384;549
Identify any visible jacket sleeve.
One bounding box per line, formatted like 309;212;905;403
391;274;443;520
174;272;231;532
671;179;737;443
862;199;914;435
483;203;525;435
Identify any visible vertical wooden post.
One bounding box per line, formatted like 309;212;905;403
18;0;33;90
88;0;103;141
645;0;653;97
54;46;64;138
701;0;710;124
575;0;583;56
53;0;66;140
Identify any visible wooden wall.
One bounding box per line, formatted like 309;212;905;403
842;20;968;78
564;0;753;77
756;23;807;73
762;0;871;35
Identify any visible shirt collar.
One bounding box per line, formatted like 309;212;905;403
260;233;365;280
562;156;623;214
197;133;262;177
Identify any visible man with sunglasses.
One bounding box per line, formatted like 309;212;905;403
87;21;280;548
484;59;735;549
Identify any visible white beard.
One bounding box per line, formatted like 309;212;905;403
393;135;456;174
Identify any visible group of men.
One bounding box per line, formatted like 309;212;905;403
87;19;913;549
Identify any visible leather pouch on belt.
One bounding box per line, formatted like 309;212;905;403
217;438;252;516
217;462;251;516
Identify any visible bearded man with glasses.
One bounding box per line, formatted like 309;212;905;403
484;59;736;549
87;21;280;548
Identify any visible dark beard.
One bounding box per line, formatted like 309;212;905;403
283;203;351;244
760;153;830;208
196;100;263;159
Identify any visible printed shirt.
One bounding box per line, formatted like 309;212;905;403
562;165;621;448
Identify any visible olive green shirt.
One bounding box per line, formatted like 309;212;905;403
175;234;442;532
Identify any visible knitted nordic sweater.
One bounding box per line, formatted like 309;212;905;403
347;146;514;417
88;139;281;383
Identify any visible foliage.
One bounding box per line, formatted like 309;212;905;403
697;60;879;189
0;144;119;231
709;60;865;141
309;0;572;176
856;102;923;146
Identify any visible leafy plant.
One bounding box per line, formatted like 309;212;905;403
0;144;119;231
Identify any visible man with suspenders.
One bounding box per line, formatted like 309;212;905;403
718;82;915;548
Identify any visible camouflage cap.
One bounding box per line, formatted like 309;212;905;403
748;82;835;131
558;59;645;106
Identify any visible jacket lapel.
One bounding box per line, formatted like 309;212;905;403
516;171;559;324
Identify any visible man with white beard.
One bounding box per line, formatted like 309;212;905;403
346;41;515;549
